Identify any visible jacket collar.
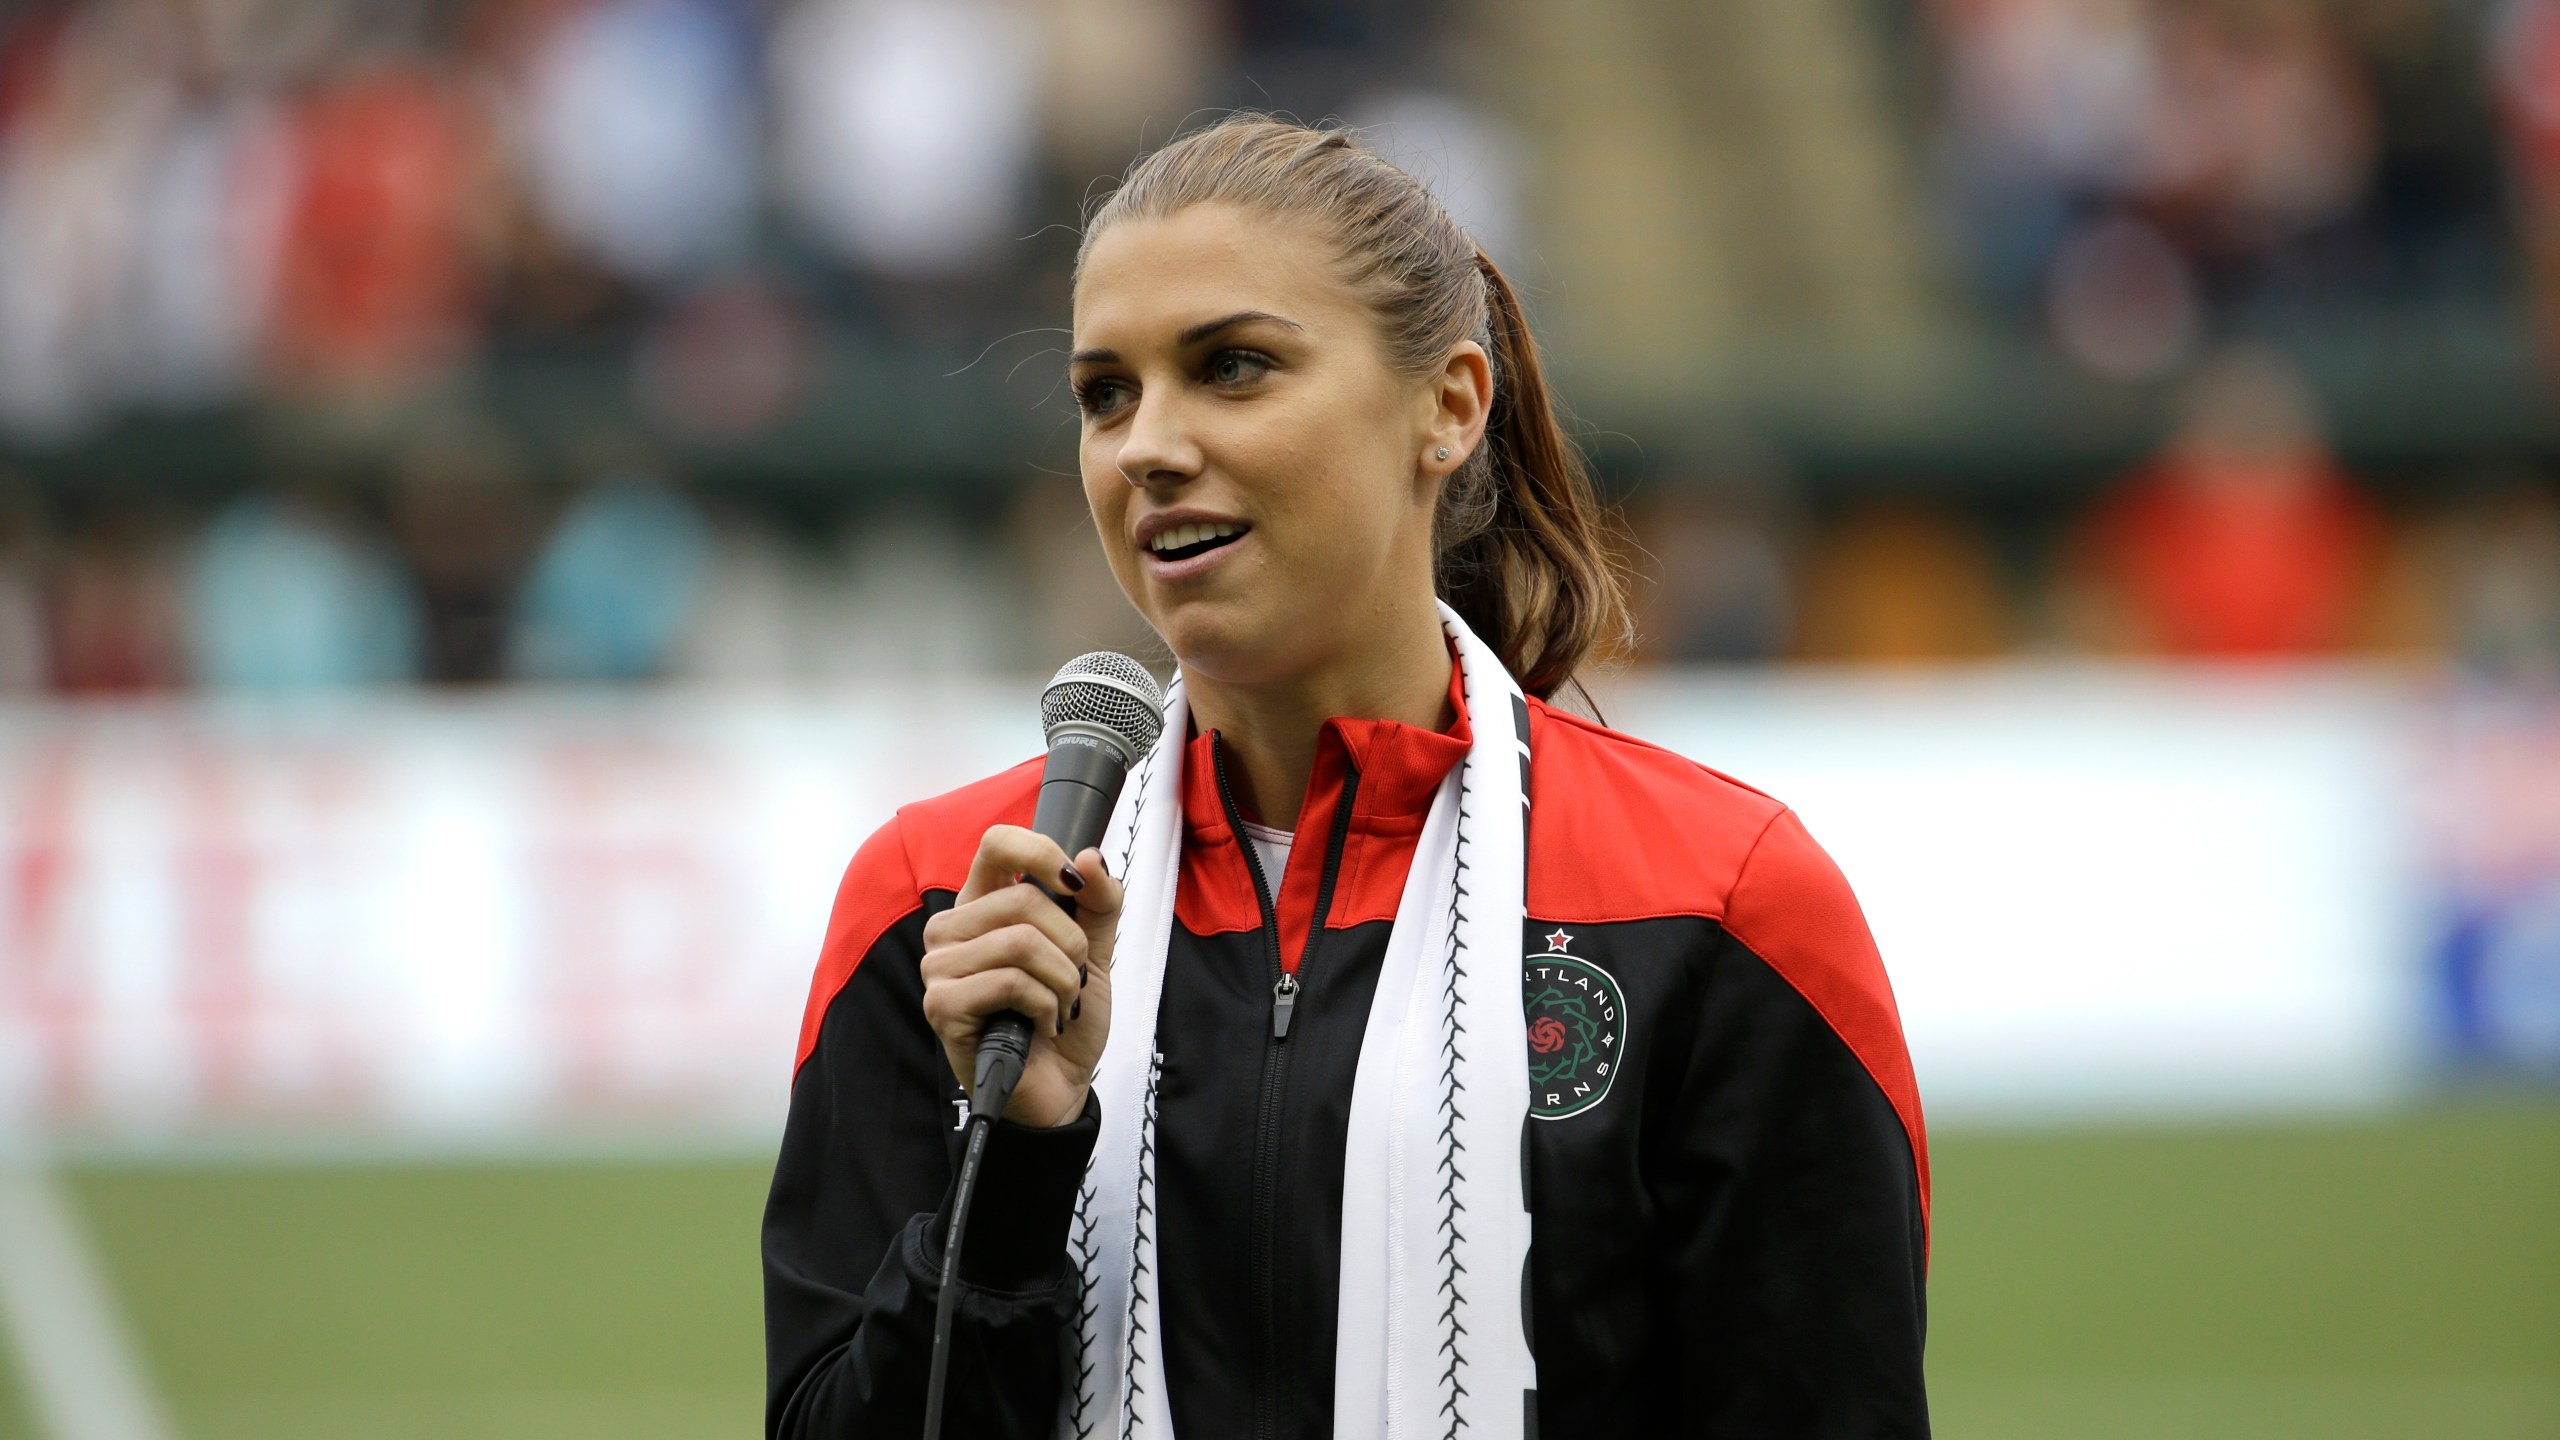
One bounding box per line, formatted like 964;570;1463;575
1177;651;1472;839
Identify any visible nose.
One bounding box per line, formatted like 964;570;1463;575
1114;390;1203;490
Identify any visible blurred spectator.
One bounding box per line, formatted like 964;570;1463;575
2062;345;2382;657
1349;90;1526;266
184;488;420;691
481;165;644;339
2442;481;2560;680
2390;474;2560;681
0;478;47;690
0;0;161;438
1224;0;1442;123
665;511;819;684
515;0;757;283
121;84;292;412
391;418;542;684
2144;0;2375;259
1933;0;2420;378
266;53;493;400
47;494;183;692
2495;0;2560;367
2043;213;2203;381
631;278;814;437
1934;0;2162;308
673;506;1023;681
1793;497;2012;663
465;0;642;336
510;476;712;681
1038;0;1217;183
0;1;282;419
771;0;1040;277
1626;469;1799;664
0;3;70;132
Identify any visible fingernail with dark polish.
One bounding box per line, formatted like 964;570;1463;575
1079;963;1090;990
1070;998;1083;1022
1059;863;1086;892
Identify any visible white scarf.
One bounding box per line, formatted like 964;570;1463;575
1063;601;1537;1440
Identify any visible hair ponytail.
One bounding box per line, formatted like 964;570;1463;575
1080;114;1634;701
1434;253;1632;701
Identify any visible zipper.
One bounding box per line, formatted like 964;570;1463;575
1211;733;1359;1440
1212;736;1288;1029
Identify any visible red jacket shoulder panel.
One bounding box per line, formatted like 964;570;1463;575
893;756;1045;892
789;758;1042;1076
1524;698;1929;1240
1720;806;1931;1236
1522;696;1787;924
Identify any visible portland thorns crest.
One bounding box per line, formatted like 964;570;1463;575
1523;928;1626;1120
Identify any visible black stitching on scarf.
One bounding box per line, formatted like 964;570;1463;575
1119;1050;1163;1440
1065;1185;1101;1437
1114;737;1161;882
1438;780;1475;1437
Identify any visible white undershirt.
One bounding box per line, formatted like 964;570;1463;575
1236;818;1294;890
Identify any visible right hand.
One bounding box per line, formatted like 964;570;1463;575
919;825;1125;1128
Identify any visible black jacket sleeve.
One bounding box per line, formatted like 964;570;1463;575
763;847;1098;1439
1663;810;1932;1437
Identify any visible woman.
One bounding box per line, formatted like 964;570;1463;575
764;116;1929;1439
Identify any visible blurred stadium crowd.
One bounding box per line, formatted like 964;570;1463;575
0;11;2553;1440
0;0;2554;696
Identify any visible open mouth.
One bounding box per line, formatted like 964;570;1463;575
1145;521;1249;563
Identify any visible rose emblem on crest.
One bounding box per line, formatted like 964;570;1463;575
1522;938;1627;1121
1527;1015;1569;1054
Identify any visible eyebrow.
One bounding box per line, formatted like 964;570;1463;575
1068;310;1304;367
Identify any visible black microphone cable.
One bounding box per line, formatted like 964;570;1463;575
922;1012;1034;1440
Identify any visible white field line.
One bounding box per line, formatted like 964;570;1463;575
0;1163;180;1440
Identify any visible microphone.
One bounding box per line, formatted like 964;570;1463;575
968;651;1167;1121
930;652;1166;1440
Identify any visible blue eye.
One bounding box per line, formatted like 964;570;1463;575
1207;350;1270;386
1075;378;1130;416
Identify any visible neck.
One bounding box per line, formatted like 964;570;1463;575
1182;601;1455;831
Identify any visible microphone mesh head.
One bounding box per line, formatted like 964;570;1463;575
1041;652;1167;760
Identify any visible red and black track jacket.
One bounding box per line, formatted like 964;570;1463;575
764;668;1931;1438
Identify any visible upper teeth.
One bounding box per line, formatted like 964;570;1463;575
1149;522;1241;554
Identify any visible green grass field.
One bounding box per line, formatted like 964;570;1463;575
2;1104;2553;1439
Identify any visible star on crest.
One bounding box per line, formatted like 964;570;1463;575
1544;928;1574;954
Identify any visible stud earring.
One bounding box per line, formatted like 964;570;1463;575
1436;447;1451;460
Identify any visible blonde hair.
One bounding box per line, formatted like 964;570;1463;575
1077;114;1631;701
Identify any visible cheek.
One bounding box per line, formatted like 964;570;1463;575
1278;429;1429;556
1252;464;1418;612
1079;463;1117;527
1241;392;1409;527
1080;465;1155;608
1078;430;1115;502
1080;471;1128;556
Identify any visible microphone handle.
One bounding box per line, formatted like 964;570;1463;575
968;741;1129;1119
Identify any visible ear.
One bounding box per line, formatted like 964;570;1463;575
1418;340;1493;483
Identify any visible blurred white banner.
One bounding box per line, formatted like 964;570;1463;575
0;687;1037;1146
1612;667;2421;1120
0;666;2459;1146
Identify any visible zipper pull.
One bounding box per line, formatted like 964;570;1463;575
1271;972;1299;1040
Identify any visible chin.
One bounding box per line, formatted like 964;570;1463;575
1151;602;1305;687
